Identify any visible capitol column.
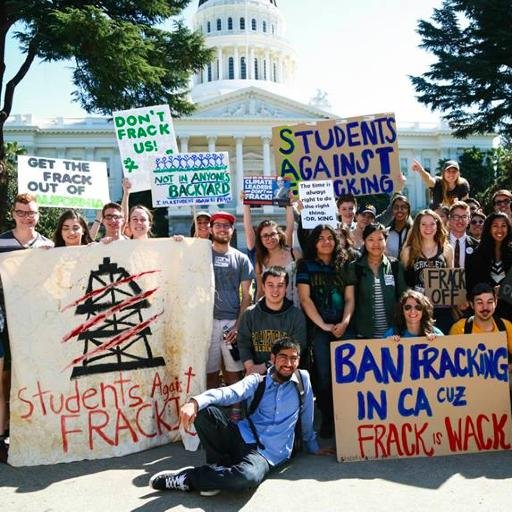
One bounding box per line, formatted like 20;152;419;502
217;47;223;80
234;47;239;79
235;137;245;214
262;136;273;214
249;48;255;79
180;136;189;153
208;136;217;153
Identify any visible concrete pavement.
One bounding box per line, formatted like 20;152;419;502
2;440;512;512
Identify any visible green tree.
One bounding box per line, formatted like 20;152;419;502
0;1;213;228
410;0;512;138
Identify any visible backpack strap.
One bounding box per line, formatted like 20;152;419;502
245;375;266;450
493;316;507;332
464;316;474;334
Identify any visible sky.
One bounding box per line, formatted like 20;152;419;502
5;0;444;125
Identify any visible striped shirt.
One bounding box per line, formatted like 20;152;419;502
373;277;389;338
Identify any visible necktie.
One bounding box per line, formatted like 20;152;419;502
454;239;460;268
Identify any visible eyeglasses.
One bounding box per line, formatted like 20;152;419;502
212;222;232;230
103;214;123;221
261;232;278;240
494;199;511;206
450;214;469;221
14;209;38;218
403;304;422;311
470;219;484;225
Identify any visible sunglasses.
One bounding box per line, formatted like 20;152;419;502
494;199;511;206
470;219;484;225
403;304;422;311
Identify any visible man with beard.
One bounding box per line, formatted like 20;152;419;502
238;266;306;375
450;283;512;355
149;338;332;496
207;212;254;402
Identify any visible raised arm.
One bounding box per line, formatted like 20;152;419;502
241;191;256;251
411;160;436;189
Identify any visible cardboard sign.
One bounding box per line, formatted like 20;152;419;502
243;176;291;206
151;151;232;207
331;333;511;462
423;268;466;306
298;180;338;229
0;239;214;466
113;104;178;192
17;156;110;209
272;113;401;198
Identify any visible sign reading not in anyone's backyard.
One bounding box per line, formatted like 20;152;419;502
331;333;512;462
151;152;232;207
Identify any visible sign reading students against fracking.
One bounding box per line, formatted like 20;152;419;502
113;104;178;192
272;113;401;198
0;239;214;466
17;156;110;209
151;152;232;207
331;333;511;462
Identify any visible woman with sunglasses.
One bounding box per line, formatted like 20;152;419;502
468;211;486;241
466;212;512;320
53;210;93;247
385;290;443;341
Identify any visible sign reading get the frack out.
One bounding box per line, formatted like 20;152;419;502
272;113;401;198
17;156;110;209
331;333;511;462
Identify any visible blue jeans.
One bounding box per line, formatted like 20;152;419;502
187;406;271;492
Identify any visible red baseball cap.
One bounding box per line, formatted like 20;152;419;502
210;212;236;226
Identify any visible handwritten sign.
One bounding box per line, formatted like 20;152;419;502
272;113;401;198
243;176;291;206
298;180;338;229
113;104;178;192
423;268;466;306
331;333;511;462
151;152;232;207
17;156;110;209
0;239;214;466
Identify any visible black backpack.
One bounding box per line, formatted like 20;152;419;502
463;315;506;334
244;369;305;456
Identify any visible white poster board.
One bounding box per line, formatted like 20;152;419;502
17;156;110;209
0;239;214;466
298;179;338;228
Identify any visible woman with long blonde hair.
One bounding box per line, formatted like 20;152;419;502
401;209;454;332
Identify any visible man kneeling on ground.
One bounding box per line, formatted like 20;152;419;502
149;338;333;496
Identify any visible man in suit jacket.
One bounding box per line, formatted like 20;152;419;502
448;201;479;269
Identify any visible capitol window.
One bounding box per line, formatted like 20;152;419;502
217;18;222;31
241;57;247;79
207;21;211;33
240;17;245;30
263;21;267;32
228;57;234;79
228;17;233;30
251;18;257;31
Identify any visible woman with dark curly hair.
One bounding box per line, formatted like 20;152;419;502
466;212;512;320
296;224;355;438
255;219;297;305
385;290;443;340
53;210;93;247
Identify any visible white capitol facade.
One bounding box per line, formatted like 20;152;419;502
6;0;494;239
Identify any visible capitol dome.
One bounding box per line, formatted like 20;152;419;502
191;0;297;101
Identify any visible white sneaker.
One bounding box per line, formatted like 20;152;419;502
150;466;193;491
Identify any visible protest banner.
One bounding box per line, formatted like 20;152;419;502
272;113;401;198
0;239;214;466
113;104;178;192
331;333;511;462
298;179;338;229
151;152;232;207
17;156;110;209
422;268;466;307
243;176;291;206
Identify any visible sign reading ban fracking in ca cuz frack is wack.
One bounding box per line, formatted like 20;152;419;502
113;104;178;192
272;113;400;198
331;334;512;462
17;156;110;209
151;152;232;207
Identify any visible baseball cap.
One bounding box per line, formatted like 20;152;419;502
443;160;460;172
357;204;376;217
210;212;236;226
194;211;211;221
